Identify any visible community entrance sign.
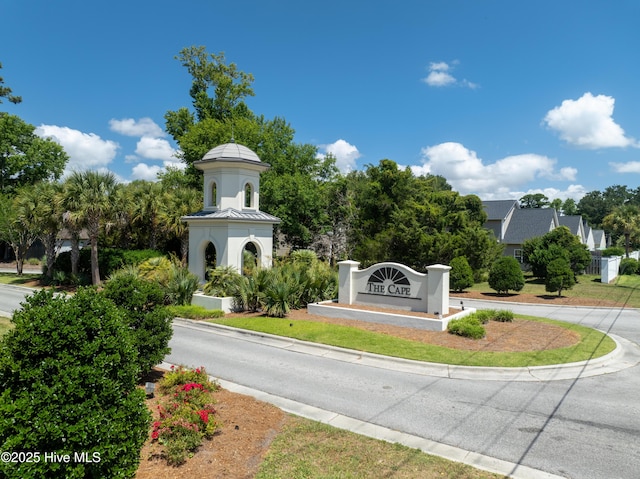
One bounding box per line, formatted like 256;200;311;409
338;261;450;315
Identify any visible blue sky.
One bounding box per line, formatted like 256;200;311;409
2;0;639;201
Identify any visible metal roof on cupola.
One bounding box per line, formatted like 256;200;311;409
195;139;268;170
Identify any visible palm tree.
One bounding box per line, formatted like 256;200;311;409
31;181;64;279
64;171;118;284
158;187;202;265
110;182;138;249
603;204;640;258
132;181;164;250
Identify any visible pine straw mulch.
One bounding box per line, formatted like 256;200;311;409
136;295;594;478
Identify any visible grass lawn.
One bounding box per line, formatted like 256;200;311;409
212;315;615;367
0;316;13;337
256;416;502;479
0;272;41;286
466;273;640;308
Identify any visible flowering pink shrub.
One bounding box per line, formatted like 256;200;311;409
151;366;220;465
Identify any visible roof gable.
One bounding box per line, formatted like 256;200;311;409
502;208;559;244
482;200;519;220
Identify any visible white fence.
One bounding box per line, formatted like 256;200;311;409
600;251;640;283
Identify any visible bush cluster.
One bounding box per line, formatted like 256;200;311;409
102;275;174;376
447;309;514;339
0;289;150;478
108;256;200;306
203;251;338;318
602;246;625;257
51;248;163;284
619;257;639;275
152;366;220;465
447;316;485;339
473;308;514;323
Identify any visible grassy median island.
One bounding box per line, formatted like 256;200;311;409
210;315;616;367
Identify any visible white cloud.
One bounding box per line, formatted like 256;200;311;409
130;160;186;182
416;142;575;198
131;162;163;181
109;117;165;138
422;61;477;89
318;139;361;173
544;92;638;149
35;124;119;175
135;137;177;161
424;71;456;87
610;161;640;173
508;184;588;203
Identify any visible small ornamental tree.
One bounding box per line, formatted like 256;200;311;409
102;275;174;376
0;288;150;479
449;256;474;292
488;256;525;294
523;226;591;280
545;257;576;296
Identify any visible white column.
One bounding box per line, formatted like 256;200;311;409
426;264;451;315
338;260;360;305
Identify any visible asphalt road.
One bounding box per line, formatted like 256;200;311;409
165;301;640;479
1;285;639;478
0;284;36;316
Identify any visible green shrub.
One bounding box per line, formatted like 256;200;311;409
290;249;318;266
0;288;149;479
449;256;474;292
52;248;162;282
488;256;525;294
602;246;625;257
263;279;296;318
137;256;173;285
619;257;639;275
471;309;514;323
493;309;514;322
473;309;496;324
165;263;200;305
167;305;225;320
102;275;173;376
447;316;486;339
203;265;243;297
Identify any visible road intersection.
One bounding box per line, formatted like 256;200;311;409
2;285;639;478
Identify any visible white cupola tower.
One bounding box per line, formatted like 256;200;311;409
183;141;280;282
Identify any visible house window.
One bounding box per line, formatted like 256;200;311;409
244;183;253;208
211;181;217;208
514;249;524;263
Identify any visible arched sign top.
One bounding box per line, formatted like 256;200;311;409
368;266;410;285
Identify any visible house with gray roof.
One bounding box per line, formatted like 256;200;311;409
592;229;607;250
482;200;519;242
558;215;587;244
501;207;559;262
483;200;589;264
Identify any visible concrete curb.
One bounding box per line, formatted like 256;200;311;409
172;318;640;381
159;360;568;479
